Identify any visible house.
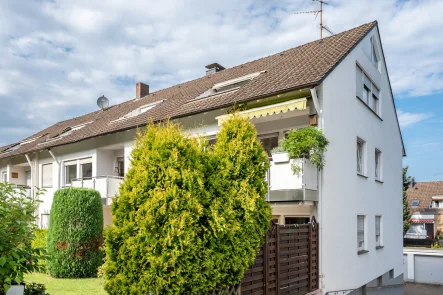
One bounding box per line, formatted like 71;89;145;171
0;21;405;294
406;181;443;238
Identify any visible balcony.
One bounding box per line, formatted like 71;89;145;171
71;176;123;205
266;156;318;202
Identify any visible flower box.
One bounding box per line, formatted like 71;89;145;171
271;152;290;163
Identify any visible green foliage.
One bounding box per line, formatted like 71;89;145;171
0;183;46;293
280;126;329;171
104;117;272;295
47;188;104;278
403;167;412;233
32;229;48;273
24;282;50;295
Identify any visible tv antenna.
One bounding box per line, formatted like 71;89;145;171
295;0;334;40
97;95;109;110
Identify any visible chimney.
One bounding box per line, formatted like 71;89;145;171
136;82;149;99
205;63;225;76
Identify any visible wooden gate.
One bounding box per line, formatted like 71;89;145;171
240;218;319;295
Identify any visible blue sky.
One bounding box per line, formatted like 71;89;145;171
0;0;442;181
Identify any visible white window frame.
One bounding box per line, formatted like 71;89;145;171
79;158;93;179
375;215;383;248
1;171;7;183
375;148;382;181
42;163;53;188
356;65;381;116
357;215;366;253
357;137;366;176
64;160;78;186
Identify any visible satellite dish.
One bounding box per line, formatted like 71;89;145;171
97;95;109;110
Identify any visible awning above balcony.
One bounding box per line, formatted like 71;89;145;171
216;97;307;126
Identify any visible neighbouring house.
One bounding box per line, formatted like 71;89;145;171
0;21;405;294
406;181;443;239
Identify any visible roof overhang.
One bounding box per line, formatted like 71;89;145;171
215;97;307;126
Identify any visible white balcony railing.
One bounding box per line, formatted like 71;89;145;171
71;176;124;205
266;156;318;202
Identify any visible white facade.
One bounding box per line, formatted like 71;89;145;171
0;26;403;294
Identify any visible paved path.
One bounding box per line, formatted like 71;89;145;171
405;282;443;295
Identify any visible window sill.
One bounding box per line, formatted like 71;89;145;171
375;179;384;184
358;250;369;255
356;96;383;121
376;246;384;250
357;173;368;179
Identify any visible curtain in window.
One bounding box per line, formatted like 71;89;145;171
42;164;53;187
357;216;365;248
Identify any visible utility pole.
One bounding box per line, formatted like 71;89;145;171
295;0;334;40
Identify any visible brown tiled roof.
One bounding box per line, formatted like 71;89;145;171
0;21;377;160
407;181;443;211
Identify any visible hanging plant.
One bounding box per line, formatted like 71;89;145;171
280;126;329;172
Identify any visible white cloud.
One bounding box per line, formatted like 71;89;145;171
0;0;443;145
397;110;431;128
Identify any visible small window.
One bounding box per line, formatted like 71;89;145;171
371;37;380;68
41;214;50;229
285;217;310;225
42;163;53;188
1;171;7;183
375;216;382;247
411;200;420;207
64;162;77;185
357;138;366;175
357;215;366;252
375;149;382;180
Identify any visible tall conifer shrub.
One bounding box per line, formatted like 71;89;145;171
104;117;272;294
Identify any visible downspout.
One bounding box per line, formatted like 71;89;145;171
48;149;61;189
310;87;324;290
25;154;33;200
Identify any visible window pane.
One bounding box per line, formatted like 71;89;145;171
65;164;77;185
357;140;364;174
357;215;365;249
259;134;279;156
81;163;93;178
356;66;363;98
42;164;53;187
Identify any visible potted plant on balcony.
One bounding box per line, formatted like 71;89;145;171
280;126;329;173
270;146;290;163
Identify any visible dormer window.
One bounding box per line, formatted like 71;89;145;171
191;71;266;102
110;100;164;124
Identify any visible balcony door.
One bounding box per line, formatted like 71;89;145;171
258;133;279;156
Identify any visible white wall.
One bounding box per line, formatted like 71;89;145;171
319;26;404;292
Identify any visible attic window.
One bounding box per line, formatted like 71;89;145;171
0;144;21;154
111;100;164;124
43;122;92;144
20;135;44;145
191;71;266;101
411;200;420;207
370;37;380;70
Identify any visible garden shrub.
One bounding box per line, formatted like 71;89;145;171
24;282;50;295
104;117;272;295
32;229;48;273
47;188;104;278
0;183;45;293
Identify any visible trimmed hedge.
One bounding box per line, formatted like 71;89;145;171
47;188;104;278
104;117;272;294
32;229;48;273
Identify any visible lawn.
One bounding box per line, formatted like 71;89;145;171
25;273;107;295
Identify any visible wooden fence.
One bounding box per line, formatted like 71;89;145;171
240;218;319;295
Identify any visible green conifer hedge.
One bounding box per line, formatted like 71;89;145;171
104;117;272;294
47;188;104;278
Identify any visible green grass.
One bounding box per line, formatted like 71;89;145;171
25;273;107;295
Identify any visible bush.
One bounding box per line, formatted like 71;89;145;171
32;229;48;273
47;188;104;278
104;117;272;295
280;126;329;171
24;282;49;295
0;183;45;293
